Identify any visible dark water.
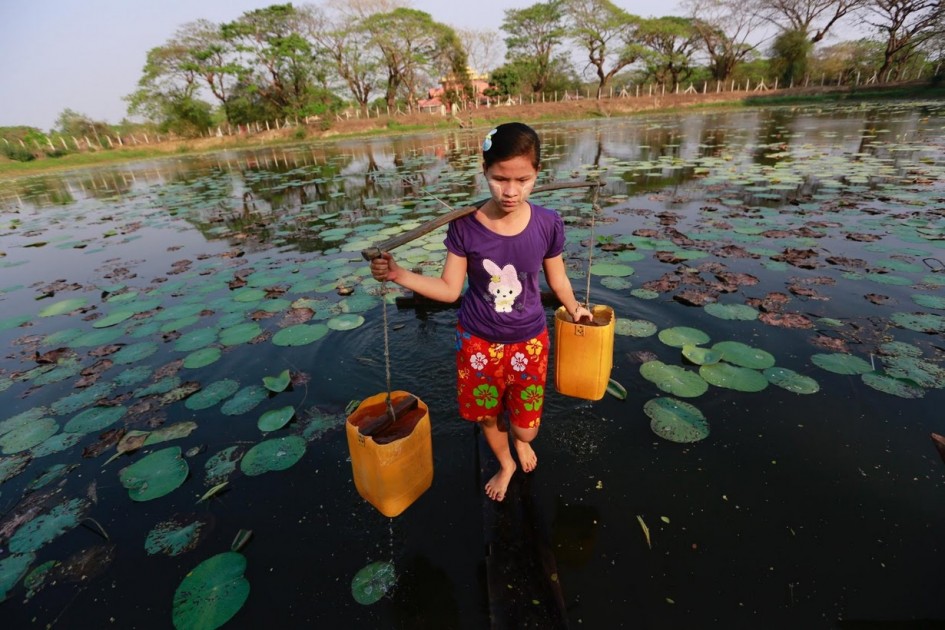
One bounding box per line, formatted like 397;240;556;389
1;102;944;628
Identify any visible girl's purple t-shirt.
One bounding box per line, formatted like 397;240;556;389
444;203;564;343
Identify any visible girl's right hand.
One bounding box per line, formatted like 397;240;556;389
370;252;400;282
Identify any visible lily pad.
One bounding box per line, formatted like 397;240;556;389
811;353;873;375
221;385;269;416
704;303;759;321
640;361;708;398
257;406;295;432
658;326;710;348
882;355;945;389
205;446;243;484
240;436;306;476
219;322;263;346
183;347;222;369
711;341;775;369
64;406;127;435
890;312;945;333
762;367;820;394
0;553;35;602
699;363;769;392
9;497;90;553
174;328;219;352
911;294;945;310
614;319;657;337
145;517;207;557
50;381;115;416
185;379;240;411
172;551;249;630
112;342;159;365
271;324;329;347
262;369;291;393
92;310;136;328
681;344;722;366
0;417;59;454
643;397;710;443
861;372;926;398
119;446;189;502
38;298;87;317
351;560;396;605
328;314;365;331
589;263;634;277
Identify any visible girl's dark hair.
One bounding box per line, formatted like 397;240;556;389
482;122;540;169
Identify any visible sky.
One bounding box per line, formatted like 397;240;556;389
0;0;683;130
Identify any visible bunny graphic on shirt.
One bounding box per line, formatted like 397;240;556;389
483;259;522;313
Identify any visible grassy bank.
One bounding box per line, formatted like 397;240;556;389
2;82;940;180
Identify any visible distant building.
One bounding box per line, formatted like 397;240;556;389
418;69;491;114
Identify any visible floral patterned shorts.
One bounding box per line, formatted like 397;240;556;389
455;323;549;429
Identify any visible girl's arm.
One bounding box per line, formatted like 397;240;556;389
370;251;467;303
543;255;592;321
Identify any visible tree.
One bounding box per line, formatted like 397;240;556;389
362;8;469;110
863;0;944;79
637;16;700;87
456;28;504;76
770;29;813;84
682;0;766;81
54;109;112;139
810;39;885;81
752;0;867;43
502;1;569;93
564;0;642;98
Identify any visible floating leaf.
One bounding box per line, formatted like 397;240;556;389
92;310;136;328
9;497;90;553
112;342;159;365
221;385;268;416
762;368;820;394
658;327;710;348
271;324;329;347
219;322;263;346
258;406;295;432
204;446;243;485
174;328;218;352
145;517;207;556
881;356;945;389
0;417;58;454
0;553;35;602
50;381;115;416
172;552;249;630
681;344;722;366
262;369;291;393
64;406;126;435
636;515;652;550
699;363;768;392
351;561;396;605
327;314;365;331
911;294;945;310
240;436;306;476
640;361;708;398
643;397;710;443
704;303;759;321
185;379;240;411
861;373;925;398
38;298;87;317
711;341;775;369
614;319;657;337
197;482;229;504
119;446;189;502
811;353;873;375
606;379;627;400
183;347;222;369
890;312;945;333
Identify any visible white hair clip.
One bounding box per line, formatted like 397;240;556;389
482;128;497;152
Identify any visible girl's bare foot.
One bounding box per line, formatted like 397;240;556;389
514;440;538;473
485;463;516;501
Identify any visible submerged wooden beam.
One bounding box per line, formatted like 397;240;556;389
362;181;598;261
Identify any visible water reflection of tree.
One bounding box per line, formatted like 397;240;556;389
752;108;795;167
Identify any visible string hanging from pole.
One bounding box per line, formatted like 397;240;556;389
380;281;395;422
583;180;603;310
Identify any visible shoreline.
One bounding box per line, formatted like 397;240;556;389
2;83;940;181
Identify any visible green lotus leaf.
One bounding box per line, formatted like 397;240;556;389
0;552;35;602
161;315;200;333
704;303;759;321
38;298;87;317
41;327;84;346
70;328;124;348
145;517;207;557
600;276;632;291
25;463;77;492
220;385;269;416
811;353;873;375
112;342;159;365
890;312;945;333
882;355;945;388
762;367;820;394
911;294;945;310
328;314;365;331
9;497;90;553
614;318;657;337
92;310;136;328
272;324;329;347
32;358;84;386
336;294;379;314
589;262;634;277
606;378;627;400
205;446;244;485
119;446;189;502
155;303;207;322
630;289;660;300
0;315;31;331
185;379;240;411
29;432;83;458
240;436;306;476
0;452;31;483
643;397;710;443
258;406;295;432
135;376;182;398
64;406;126;435
658;326;710;348
711;341;775;369
640;361;708;397
144;422;199;447
174;328;219;352
0;417;59;454
699;363;768;392
219;322;263;347
877;341;922;357
351;560;396;605
1;407;49;437
865;273;912;286
681;344;722;365
861;373;926;398
183;347;222;369
114;365;154;386
172;551;249;630
232;288;267;303
262;369;291;393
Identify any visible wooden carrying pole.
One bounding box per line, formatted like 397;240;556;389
361;181;597;261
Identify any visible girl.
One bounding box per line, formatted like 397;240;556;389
370;122;591;502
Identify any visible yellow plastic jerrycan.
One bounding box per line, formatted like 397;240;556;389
554;304;615;401
345;390;433;517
